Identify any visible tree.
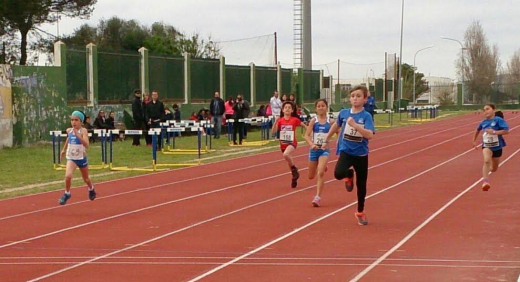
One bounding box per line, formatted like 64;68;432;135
458;20;501;103
436;83;455;105
399;63;429;101
0;0;96;65
505;49;520;102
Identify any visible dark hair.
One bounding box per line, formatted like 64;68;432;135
172;103;178;109
495;110;504;119
134;89;141;94
281;101;298;118
484;103;496;110
350;85;369;97
315;98;328;107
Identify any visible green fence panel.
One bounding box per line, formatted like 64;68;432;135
225;65;250;102
255;66;277;103
375;78;384;101
66;48;87;101
98;50;140;102
282;68;292;95
303;70;320;103
149;54;184;101
191;58;219;102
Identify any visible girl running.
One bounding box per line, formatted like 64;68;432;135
324;86;374;225
273;101;307;188
304;99;332;207
472;105;509;191
59;111;96;205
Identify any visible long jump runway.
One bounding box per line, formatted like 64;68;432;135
0;113;518;281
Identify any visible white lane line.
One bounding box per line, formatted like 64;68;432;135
1;123;483;250
349;147;520;282
0;118;485;223
186;145;482;281
25;134;485;281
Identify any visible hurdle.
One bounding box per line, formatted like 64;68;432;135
154;128;201;167
108;130;163;172
162;121;216;154
227;117;271;147
50;130;108;170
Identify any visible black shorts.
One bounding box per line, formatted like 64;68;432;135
492;149;503;158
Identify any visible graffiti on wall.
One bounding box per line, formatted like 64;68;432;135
0;65;13;148
12;70;68;145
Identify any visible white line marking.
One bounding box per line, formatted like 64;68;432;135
350;147;520;282
186;145;484;281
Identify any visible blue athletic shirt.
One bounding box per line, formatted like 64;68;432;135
66;128;86;160
312;116;331;148
477;116;508;151
336;108;375;156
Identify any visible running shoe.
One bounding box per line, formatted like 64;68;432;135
291;166;300;188
59;193;71;205
345;177;354;192
355;212;368;225
312;196;321;207
89;189;97;201
482;180;491;191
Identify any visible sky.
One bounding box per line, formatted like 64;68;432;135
39;0;520;81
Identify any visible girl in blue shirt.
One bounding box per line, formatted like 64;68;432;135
304;99;332;207
472;104;509;191
59;111;96;205
324;86;375;225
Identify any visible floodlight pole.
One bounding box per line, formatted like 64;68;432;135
441;36;465;103
397;0;405;118
413;45;434;104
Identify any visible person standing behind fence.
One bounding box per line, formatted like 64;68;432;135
232;94;249;145
93;110;108;129
172;104;181;122
146;90;165;149
132;89;145;146
142;92;152;146
210;91;225;139
364;90;376;121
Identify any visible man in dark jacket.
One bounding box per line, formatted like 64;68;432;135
146;90;165;149
232;94;249;145
209;91;225;139
131;89;145;146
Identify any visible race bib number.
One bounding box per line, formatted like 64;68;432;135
313;132;327;146
66;144;85;160
482;132;499;148
280;130;294;143
343;124;363;142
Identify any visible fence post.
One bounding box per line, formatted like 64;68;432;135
276;63;282;94
250;62;256;107
184;52;191;104
86;43;98;107
220;55;226;99
138;47;149;96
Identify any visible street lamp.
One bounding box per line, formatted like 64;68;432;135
413;45;434;104
441;36;466;102
397;0;405;116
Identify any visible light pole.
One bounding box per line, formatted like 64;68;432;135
441;36;465;103
397;0;405;117
413;45;434;104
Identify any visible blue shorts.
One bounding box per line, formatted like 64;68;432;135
68;157;88;169
309;148;330;162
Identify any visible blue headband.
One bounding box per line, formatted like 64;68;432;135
72;111;85;122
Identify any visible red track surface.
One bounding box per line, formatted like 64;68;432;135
1;113;519;282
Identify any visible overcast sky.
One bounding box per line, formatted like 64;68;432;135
39;0;520;80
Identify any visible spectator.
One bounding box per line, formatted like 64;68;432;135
172;104;181;122
257;105;266;117
232;93;249;145
164;106;173;121
131;89;145;146
189;111;198;121
281;93;288;103
142;92;152;146
209;91;225;139
145;90;165;149
289;93;297;104
106;111;116;129
269;91;282;118
364;90;376;121
224;96;234;120
93;110;108;129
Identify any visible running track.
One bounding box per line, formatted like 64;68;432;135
0;113;519;282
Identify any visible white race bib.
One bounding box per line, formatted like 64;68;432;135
66;144;85;160
280;130;294;143
313;132;327;146
343;123;363;142
482;132;499;148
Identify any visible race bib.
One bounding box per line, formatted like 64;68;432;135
280;130;294;143
313;132;327;146
66;144;85;160
482;132;499;148
343;123;363;142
